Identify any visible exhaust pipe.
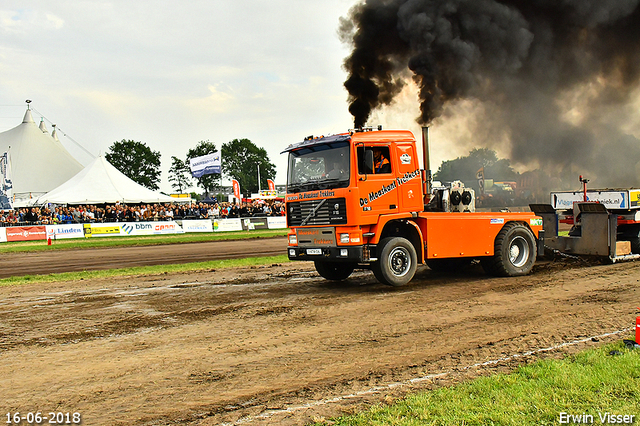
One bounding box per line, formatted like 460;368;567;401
422;126;432;202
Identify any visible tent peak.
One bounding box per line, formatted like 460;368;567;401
22;108;34;124
39;118;48;134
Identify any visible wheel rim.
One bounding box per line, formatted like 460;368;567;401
509;236;530;267
388;247;411;277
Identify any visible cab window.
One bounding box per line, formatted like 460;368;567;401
357;146;392;174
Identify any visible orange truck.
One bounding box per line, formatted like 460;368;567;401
282;127;544;286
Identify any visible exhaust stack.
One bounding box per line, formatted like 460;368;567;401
422;126;432;202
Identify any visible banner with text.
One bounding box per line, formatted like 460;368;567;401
46;224;85;240
190;153;221;178
213;218;243;232
6;226;47;242
181;219;214;233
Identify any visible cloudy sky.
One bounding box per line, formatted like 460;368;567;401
1;0;402;193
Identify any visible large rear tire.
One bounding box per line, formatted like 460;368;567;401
482;222;536;277
314;261;355;281
372;237;417;286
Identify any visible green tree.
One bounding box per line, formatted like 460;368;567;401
186;140;221;194
434;148;518;187
105;139;161;190
168;156;192;194
221;138;275;197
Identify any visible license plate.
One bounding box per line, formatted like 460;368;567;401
306;248;322;255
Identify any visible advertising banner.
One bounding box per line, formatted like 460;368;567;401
266;216;287;229
181;219;213;233
241;217;269;231
213;218;243;232
232;179;241;199
189;153;221;178
84;223;123;237
46;224;85;240
84;221;185;237
6;226;47;242
551;191;628;210
267;179;275;191
0;227;6;243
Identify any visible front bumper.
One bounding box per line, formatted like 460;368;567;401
287;245;371;262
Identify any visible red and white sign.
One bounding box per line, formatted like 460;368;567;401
267;179;275;191
232;179;241;199
6;226;47;242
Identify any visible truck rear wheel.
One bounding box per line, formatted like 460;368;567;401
482;222;536;277
314;261;355;281
372;237;417;286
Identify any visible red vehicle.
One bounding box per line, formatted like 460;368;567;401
282;127;544;286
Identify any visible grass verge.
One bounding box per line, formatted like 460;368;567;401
0;254;290;286
0;229;288;253
321;341;640;426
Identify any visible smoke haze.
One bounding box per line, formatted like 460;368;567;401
341;0;640;187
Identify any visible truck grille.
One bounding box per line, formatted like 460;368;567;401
287;198;347;227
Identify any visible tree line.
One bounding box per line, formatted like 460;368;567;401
105;138;276;198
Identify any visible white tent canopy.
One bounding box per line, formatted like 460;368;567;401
34;155;176;205
0;108;84;200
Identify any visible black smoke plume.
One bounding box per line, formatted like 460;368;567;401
341;0;640;186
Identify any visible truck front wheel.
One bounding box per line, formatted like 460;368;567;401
314;261;355;281
372;237;417;286
481;222;536;277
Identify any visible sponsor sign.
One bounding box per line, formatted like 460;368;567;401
84;223;123;237
6;226;47;242
46;224;85;240
120;221;184;235
551;191;628;210
0;227;6;243
266;216;287;229
85;221;185;237
181;219;213;233
189;152;221;177
490;218;505;225
267;179;275;191
241;218;269;231
213;218;243;232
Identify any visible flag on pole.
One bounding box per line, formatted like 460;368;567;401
267;179;275;191
0;152;13;210
189;152;221;178
232;179;241;200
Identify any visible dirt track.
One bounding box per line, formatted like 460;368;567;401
0;238;287;278
1;242;639;425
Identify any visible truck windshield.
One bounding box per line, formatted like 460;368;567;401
287;141;350;193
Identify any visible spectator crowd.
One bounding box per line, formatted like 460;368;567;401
0;200;286;226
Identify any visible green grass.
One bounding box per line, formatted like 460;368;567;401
0;228;288;253
322;342;640;425
0;254;290;286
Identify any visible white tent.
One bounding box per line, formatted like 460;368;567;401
0;108;84;202
34;155;176;205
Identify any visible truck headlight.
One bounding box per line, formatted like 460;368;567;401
340;233;350;244
289;234;297;245
340;249;348;257
289;249;296;257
